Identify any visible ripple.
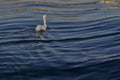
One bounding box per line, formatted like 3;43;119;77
0;1;98;7
0;0;120;80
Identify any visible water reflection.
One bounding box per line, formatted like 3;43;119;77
99;0;119;4
0;1;98;7
99;0;120;10
0;0;120;80
35;31;47;40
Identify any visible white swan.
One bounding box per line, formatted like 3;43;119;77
35;15;47;32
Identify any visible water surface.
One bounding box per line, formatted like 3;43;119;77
0;0;120;80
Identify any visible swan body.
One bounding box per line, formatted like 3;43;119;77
35;15;47;32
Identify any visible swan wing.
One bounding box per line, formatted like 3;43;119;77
35;25;42;31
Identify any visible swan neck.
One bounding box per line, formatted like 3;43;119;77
43;16;47;28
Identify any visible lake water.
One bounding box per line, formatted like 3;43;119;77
0;0;120;80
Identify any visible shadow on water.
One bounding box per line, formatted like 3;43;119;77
0;0;120;80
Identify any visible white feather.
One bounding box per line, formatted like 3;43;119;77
35;15;47;32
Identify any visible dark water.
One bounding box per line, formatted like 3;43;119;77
0;0;120;80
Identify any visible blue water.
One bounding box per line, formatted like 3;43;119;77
0;0;120;80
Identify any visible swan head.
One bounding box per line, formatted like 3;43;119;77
43;15;47;19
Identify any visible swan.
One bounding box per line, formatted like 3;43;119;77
35;15;47;32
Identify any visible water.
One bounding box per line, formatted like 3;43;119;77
0;0;120;80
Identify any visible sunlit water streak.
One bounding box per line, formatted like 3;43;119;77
0;0;120;80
